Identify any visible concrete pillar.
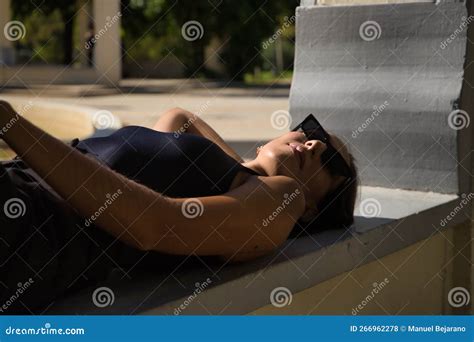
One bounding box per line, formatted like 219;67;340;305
204;37;226;76
92;0;122;85
0;0;14;66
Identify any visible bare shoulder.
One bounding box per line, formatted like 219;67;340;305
242;174;305;206
237;174;306;221
215;174;305;261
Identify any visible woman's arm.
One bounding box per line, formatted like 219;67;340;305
153;107;244;163
0;101;304;257
0;101;169;250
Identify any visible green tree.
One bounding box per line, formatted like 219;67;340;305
122;0;297;79
210;0;297;79
11;0;77;65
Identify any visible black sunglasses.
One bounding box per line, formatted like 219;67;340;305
291;114;352;179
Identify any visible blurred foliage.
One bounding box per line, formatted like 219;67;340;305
209;1;296;79
10;9;64;64
121;0;187;65
122;0;298;79
11;0;77;64
10;0;298;79
243;70;293;85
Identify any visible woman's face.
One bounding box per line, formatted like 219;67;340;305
256;131;348;210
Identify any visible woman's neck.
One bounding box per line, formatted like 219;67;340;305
241;159;269;177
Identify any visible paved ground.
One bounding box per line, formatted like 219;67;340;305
1;79;291;142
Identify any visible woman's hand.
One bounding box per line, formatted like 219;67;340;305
0;99;173;250
0;101;19;139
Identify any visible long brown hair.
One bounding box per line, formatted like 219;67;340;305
291;152;359;236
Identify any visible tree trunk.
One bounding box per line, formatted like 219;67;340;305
62;9;75;65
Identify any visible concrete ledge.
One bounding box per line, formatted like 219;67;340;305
0;66;98;86
46;187;464;315
251;222;470;315
0;84;119;97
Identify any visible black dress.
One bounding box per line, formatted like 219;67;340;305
0;126;258;314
